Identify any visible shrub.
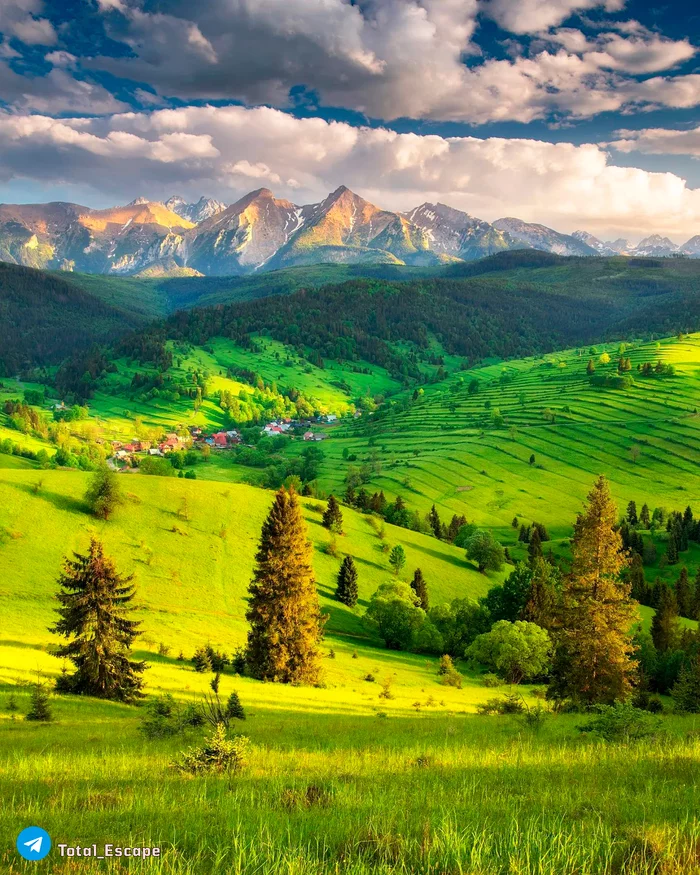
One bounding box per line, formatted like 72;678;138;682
467;620;552;683
633;691;664;714
481;673;502;688
521;703;549;733
378;677;394;700
172;724;250;776
437;655;462;688
477;694;525;715
140;694;204;738
578;703;661;742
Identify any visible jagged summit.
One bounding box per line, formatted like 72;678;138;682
0;187;696;276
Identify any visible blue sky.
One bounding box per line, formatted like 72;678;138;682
0;0;698;241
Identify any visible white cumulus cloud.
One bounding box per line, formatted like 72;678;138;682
0;104;699;240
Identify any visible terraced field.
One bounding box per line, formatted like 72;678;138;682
309;334;700;539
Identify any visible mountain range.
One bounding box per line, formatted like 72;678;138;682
0;185;697;277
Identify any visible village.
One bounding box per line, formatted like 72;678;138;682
107;414;347;468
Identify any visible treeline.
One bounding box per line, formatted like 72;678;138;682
113;275;625;381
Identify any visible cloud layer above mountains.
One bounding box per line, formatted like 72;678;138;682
0;0;697;237
1;104;698;240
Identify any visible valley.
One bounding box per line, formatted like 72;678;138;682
2;255;700;874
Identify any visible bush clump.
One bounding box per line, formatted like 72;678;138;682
477;694;525;715
578;703;661;742
437;655;462;688
172;723;250;776
140;694;204;738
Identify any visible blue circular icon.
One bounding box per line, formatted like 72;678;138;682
16;827;51;861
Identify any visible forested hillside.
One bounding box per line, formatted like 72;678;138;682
0;263;143;375
3;252;700;377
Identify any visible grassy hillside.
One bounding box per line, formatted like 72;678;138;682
0;469;496;661
309;333;700;526
3;330;700;872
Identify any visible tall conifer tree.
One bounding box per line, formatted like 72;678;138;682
410;568;429;610
336;555;359;607
676;567;691;618
322;495;343;533
651;585;680;652
527;527;543;566
51;538;145;702
548;476;637;705
246;488;325;684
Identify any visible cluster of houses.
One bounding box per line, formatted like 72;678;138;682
111;433;185;462
189;427;241;449
261;414;344;441
109;413;345;464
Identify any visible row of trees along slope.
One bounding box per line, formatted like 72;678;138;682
42;467;700;711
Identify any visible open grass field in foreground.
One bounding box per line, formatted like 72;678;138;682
1;687;700;875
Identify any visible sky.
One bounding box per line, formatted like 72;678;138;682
0;0;698;242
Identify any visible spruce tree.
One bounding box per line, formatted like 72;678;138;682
640;503;651;529
676;567;691;618
527;527;543;566
672;655;700;712
225;691;246;721
410;568;429;610
428;505;442;539
51;538;145;702
627;554;648;604
626;500;638;526
26;679;52;722
336;555;359;607
667;534;679;565
692;569;700;621
522;557;557;630
245;487;325;684
651;585;680;652
322;495;343;533
548;476;637;705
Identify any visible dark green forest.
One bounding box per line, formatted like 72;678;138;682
2;252;700;382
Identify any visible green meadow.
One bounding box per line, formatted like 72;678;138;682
2;332;700;873
308;333;700;529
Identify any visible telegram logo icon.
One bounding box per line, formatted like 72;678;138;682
16;827;51;861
